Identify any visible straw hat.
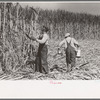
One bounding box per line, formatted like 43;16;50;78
65;33;70;38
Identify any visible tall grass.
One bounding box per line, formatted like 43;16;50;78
38;9;100;40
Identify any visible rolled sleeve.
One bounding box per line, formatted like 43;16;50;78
37;34;48;44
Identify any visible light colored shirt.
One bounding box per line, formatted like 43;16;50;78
59;37;79;51
36;33;49;45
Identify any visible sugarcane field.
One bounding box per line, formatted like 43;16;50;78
0;2;100;80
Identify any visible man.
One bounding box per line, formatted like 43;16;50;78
58;33;79;72
25;26;49;74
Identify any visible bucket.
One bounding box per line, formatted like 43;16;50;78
76;48;81;58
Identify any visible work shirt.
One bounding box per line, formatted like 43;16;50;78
36;33;49;45
59;37;79;51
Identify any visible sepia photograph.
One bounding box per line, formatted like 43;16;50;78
0;1;100;81
0;1;100;99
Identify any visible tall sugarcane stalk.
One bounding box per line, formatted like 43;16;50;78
2;3;6;72
0;5;1;31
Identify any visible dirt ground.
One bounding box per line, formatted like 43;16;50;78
0;39;100;80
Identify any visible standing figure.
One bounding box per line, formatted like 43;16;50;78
25;26;49;74
35;26;49;74
58;33;80;72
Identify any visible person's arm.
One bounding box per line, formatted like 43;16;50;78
73;38;80;47
58;40;65;49
25;33;36;41
36;34;48;44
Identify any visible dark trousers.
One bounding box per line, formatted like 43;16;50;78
35;44;48;74
65;46;76;70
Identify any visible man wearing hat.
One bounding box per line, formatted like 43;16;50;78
25;25;49;74
58;33;79;72
35;26;49;74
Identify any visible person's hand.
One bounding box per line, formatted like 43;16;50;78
32;37;36;41
77;44;80;49
35;38;38;42
57;47;61;54
58;47;60;50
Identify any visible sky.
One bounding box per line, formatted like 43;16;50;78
19;2;100;15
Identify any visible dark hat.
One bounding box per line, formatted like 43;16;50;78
42;26;49;32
